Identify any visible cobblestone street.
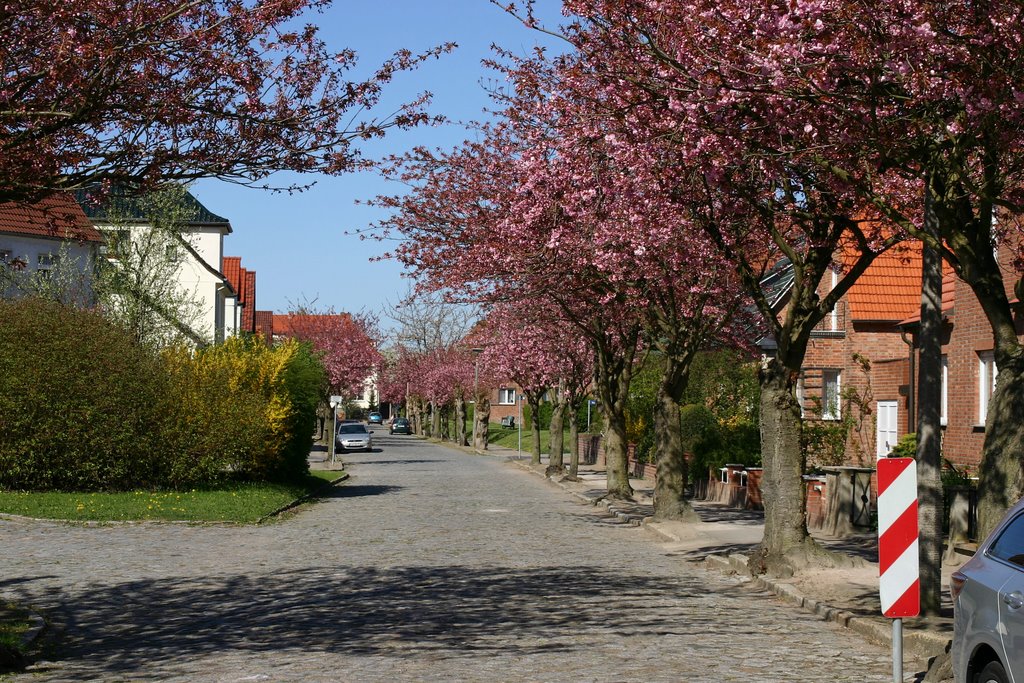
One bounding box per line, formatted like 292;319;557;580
1;436;903;682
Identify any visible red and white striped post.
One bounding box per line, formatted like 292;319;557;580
877;457;920;682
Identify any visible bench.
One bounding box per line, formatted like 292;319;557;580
500;416;516;429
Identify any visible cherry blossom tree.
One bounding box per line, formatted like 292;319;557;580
545;0;1024;599
283;309;382;400
495;0;911;575
0;0;452;203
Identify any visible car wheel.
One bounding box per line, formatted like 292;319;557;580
976;660;1009;683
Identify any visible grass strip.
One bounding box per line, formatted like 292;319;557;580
0;469;341;524
0;601;30;670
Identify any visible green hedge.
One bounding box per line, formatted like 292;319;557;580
0;298;167;490
0;299;326;491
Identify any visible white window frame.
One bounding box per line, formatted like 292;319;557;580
498;387;516;405
796;375;805;418
822;369;841;421
979;351;998;424
941;355;948;427
829;268;839;331
36;252;56;280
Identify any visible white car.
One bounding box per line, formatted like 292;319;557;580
952;496;1024;683
335;423;373;452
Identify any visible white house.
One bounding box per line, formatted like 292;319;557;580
76;189;238;345
0;194;104;305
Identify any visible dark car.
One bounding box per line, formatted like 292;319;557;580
952;496;1024;683
335;423;373;452
368;412;383;424
390;418;411;435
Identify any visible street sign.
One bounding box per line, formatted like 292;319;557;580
330;395;343;406
878;457;920;618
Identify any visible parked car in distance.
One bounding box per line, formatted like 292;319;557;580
952;496;1024;683
390;418;411;435
335;423;373;452
368;412;383;424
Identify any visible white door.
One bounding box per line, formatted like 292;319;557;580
876;400;898;458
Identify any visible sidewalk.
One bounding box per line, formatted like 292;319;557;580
487;446;954;681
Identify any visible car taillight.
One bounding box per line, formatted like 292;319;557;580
950;571;968;601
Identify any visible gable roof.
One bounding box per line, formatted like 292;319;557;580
0;193;103;243
73;188;232;232
222;256;242;297
273;313;354;338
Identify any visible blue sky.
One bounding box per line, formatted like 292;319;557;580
191;1;566;325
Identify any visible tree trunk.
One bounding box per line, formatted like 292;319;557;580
594;339;636;500
440;403;451;441
547;381;566;477
977;347;1024;538
567;402;580;480
473;398;491;451
603;414;632;499
750;359;833;577
431;402;442;439
916;210;944;617
527;394;543;465
653;354;698;521
455;396;468;447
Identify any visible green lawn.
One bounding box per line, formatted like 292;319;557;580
485;424;569;454
0;470;342;524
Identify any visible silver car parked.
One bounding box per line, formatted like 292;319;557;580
335;423;373;452
952;496;1024;683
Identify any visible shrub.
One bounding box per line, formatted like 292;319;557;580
0;298;167;490
523;401;553;431
179;336;325;482
680;404;720;481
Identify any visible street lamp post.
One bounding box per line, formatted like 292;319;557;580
517;393;523;459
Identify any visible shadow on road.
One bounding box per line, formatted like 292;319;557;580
22;565;723;675
323;485;404;499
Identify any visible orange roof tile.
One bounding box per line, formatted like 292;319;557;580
223;257;242;295
254;310;274;343
899;271;957;325
0;193;102;243
272;312;354;338
842;242;923;321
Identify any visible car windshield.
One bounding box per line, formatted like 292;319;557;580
338;424;368;435
394;419;408;425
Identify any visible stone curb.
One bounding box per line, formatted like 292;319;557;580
257;471;350;524
701;552;951;661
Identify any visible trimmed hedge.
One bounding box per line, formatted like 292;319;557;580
0;298;166;490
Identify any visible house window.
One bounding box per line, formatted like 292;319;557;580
0;249;11;264
104;229;129;259
36;252;56;280
941;355;948;427
979;351;998;424
822;369;841;420
498;388;516;405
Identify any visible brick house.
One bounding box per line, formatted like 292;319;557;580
762;244;927;467
773;238;1022;474
899;243;1023;474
